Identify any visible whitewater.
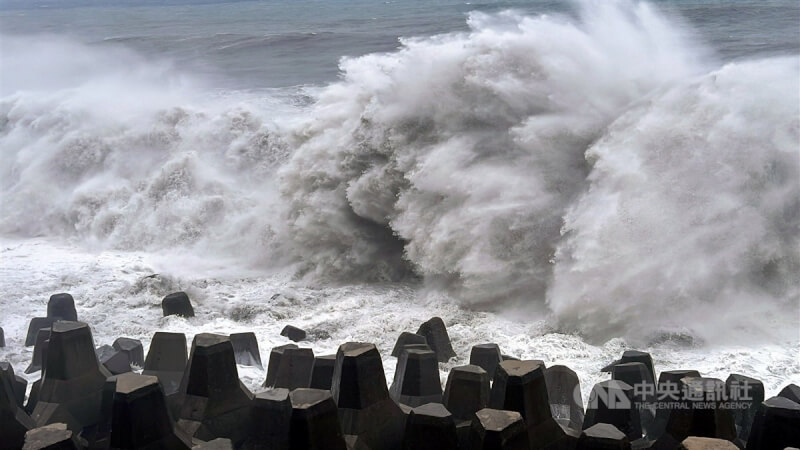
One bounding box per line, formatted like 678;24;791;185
1;0;798;400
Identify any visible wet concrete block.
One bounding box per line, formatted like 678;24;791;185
612;361;655;387
230;332;262;368
577;423;631;450
612;362;656;436
602;351;656;383
31;321;110;434
143;331;188;413
391;332;428;357
332;342;394;411
1;362;27;408
264;344;298;388
403;403;458;450
14;375;28;409
176;333;254;447
652;377;736;447
583;380;641;441
546;364;584;431
25;317;56;347
266;347;314;390
455;418;472;450
89;376;117;448
26;379;41;415
401;343;432;354
144;332;188;374
622;351;656;380
289;388;347;450
310;354;336;390
745;396;800;450
248;388;291;449
1;361;36;448
612;361;655;386
443;365;489;421
470;408;529;450
680;437;738;449
193;438;234;449
390;348;443;407
649;370;702;440
26;329;51;374
490;360;572;449
110;372;192;449
280;325;307;342
725;374;763;442
470;344;502;379
11;375;28;408
162;291;195;317
96;344;132;375
47;294;77;322
682;377;736;441
778;383;800;404
332;342;405;449
22;423;78;450
416;317;456;363
112;337;145;368
490;360;552;427
658;370;701;386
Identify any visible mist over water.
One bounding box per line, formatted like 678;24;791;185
1;0;798;344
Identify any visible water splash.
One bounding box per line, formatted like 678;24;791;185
1;1;798;343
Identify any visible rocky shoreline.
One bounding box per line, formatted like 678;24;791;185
2;292;798;449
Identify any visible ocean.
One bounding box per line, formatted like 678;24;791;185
0;0;798;401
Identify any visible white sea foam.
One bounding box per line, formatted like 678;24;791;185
1;0;798;351
0;238;797;402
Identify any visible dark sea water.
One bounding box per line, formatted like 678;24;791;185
2;0;798;88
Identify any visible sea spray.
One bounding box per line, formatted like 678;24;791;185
550;57;800;343
279;1;713;299
1;1;797;343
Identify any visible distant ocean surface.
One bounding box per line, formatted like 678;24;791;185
2;0;799;88
1;0;798;399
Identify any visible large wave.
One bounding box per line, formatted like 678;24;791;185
1;1;798;343
0;35;298;267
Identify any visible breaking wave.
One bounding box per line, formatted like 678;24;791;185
1;0;798;343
